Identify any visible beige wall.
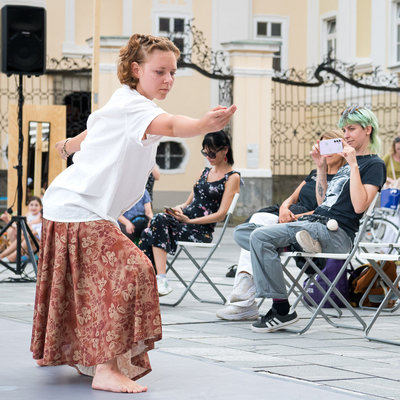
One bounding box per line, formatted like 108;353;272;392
319;0;338;15
102;0;123;36
356;0;371;58
75;1;94;47
46;0;66;58
253;0;308;69
133;0;152;34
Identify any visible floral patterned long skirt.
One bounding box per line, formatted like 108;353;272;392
30;219;162;380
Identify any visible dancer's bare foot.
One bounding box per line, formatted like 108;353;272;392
36;359;45;367
92;359;148;393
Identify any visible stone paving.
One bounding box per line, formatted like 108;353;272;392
0;227;399;399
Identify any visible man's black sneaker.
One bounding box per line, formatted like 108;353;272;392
251;307;299;333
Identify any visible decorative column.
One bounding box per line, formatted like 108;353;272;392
222;40;279;218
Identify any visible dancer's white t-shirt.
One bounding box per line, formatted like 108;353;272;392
43;85;165;224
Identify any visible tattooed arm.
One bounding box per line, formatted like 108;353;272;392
311;141;328;205
316;168;328;205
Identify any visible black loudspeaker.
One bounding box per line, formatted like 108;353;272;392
1;5;46;76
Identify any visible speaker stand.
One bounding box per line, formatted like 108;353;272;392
0;75;39;282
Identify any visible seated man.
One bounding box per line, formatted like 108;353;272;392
216;129;346;321
234;107;386;332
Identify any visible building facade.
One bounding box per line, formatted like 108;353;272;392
0;0;399;215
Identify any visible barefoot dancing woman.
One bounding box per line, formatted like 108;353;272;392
30;33;236;393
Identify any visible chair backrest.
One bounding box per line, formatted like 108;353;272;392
213;192;239;246
349;192;380;253
227;192;240;216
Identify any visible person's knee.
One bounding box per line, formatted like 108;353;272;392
233;223;245;244
250;225;271;244
250;212;278;226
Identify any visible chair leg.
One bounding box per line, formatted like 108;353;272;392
165;248;201;301
283;258;342;321
364;265;400;346
283;257;366;334
161;245;227;307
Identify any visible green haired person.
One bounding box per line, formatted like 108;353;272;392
233;105;386;334
338;105;381;155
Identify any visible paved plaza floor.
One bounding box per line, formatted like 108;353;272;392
0;227;399;399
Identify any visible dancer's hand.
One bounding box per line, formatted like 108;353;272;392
200;105;237;133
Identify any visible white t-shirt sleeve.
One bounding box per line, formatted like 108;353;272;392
125;95;166;144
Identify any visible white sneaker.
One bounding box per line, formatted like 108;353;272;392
216;302;259;321
156;275;173;296
295;230;322;253
230;273;256;303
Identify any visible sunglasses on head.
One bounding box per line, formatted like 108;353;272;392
201;148;223;159
341;106;362;119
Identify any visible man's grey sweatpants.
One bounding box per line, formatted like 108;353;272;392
233;220;352;299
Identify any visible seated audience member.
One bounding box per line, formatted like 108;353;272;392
146;165;160;202
139;130;240;296
217;129;346;321
234;106;386;332
382;136;400;189
118;189;153;243
380;136;400;245
0;196;42;262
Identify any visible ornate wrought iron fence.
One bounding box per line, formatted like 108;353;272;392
172;20;233;107
271;58;400;175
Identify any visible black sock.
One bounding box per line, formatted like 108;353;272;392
272;299;290;315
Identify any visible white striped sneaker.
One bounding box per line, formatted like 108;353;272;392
251;307;299;333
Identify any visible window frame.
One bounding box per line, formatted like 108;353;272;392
153;12;192;76
320;12;337;61
156;137;190;174
390;0;400;67
325;18;337;58
157;15;186;52
253;15;288;72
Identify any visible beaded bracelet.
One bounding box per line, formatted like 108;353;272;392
62;138;70;158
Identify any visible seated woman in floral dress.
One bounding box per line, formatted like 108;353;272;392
139;130;240;296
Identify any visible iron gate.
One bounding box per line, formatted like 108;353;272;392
0;56;92;169
271;58;400;175
174;21;233;111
